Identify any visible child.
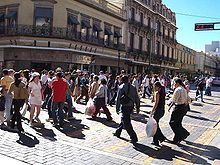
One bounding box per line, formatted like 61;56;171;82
0;86;6;128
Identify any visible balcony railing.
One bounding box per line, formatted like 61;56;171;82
0;25;125;51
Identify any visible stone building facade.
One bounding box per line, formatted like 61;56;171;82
125;0;178;74
0;0;127;74
176;43;196;76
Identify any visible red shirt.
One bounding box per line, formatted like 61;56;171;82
51;78;67;102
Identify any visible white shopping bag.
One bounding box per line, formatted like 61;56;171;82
146;117;157;137
85;98;96;116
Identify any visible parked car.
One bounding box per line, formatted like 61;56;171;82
212;77;220;86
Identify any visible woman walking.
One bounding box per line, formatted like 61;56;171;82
28;72;42;126
168;78;190;144
151;81;167;146
8;72;28;132
92;79;112;121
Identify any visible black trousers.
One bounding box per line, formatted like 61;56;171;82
169;104;189;142
109;91;117;105
153;108;166;143
115;106;138;141
11;99;25;131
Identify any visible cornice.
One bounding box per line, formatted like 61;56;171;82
31;0;57;4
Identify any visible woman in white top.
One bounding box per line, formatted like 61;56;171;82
28;72;42;126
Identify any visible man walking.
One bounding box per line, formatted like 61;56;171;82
51;72;67;127
113;75;140;143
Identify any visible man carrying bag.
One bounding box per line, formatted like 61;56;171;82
113;75;140;143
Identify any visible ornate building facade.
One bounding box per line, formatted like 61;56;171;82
125;0;178;74
176;43;196;76
0;0;126;74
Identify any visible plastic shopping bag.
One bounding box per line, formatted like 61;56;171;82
146;117;157;137
85;98;96;116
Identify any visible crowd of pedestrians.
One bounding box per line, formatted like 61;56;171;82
0;67;214;145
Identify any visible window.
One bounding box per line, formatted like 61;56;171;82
35;7;53;35
104;25;113;46
67;14;79;38
171;48;174;59
139;36;143;51
131;8;135;21
0;12;5;34
140;13;143;25
168;28;170;38
156;41;160;55
148;17;151;28
93;22;102;40
162;45;165;57
130;33;134;51
156;21;161;33
114;28;122;46
81;19;91;40
147;39;151;53
167;46;170;58
163;25;165;37
5;11;17;28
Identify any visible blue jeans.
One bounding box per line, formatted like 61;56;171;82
52;102;64;126
4;93;13;121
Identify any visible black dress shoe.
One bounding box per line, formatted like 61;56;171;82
113;132;120;138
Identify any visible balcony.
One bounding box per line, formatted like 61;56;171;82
0;25;125;51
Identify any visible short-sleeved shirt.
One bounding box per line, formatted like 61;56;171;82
0;76;14;90
172;86;188;105
51;78;67;102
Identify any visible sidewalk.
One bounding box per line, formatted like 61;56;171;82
0;154;29;165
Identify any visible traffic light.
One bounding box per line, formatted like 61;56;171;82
195;23;214;31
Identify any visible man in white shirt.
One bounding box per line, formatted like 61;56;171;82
142;75;151;98
205;76;213;96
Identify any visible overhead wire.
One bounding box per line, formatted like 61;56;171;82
175;12;220;20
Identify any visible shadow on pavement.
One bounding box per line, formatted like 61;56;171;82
183;140;220;163
203;101;220;106
87;117;119;128
57;119;89;139
16;132;39;147
131;113;149;124
33;126;57;141
186;114;216;122
133;143;210;164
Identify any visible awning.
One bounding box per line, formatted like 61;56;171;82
81;20;92;28
5;11;17;19
93;24;102;31
105;28;113;35
0;13;4;20
68;16;79;25
114;31;122;38
35;8;53;18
